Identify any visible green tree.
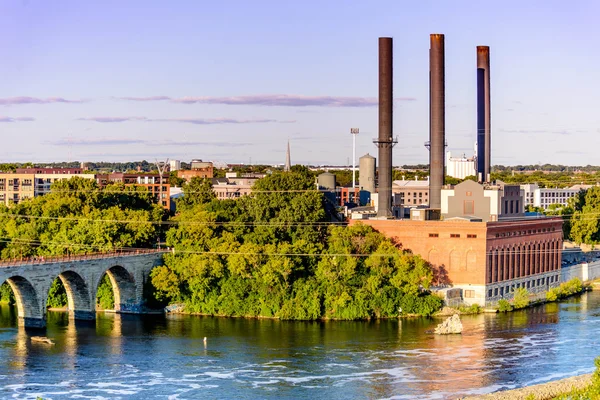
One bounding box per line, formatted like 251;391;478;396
47;279;68;308
177;177;216;211
96;275;115;309
570;187;600;244
169;171;186;187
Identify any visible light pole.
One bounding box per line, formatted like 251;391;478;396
350;128;359;188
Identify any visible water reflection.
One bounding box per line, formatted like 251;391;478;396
0;293;598;399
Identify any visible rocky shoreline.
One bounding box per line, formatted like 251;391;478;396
462;373;593;400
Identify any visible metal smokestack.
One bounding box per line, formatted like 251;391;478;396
429;34;445;209
376;37;395;218
477;46;491;182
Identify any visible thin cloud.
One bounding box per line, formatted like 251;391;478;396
115;96;170;101
77;117;147;123
0;116;35;122
153;117;279;125
118;94;417;107
50;138;147;146
500;129;573;135
148;140;253;147
0;96;85;105
77;116;290;124
48;138;254;148
556;150;586;155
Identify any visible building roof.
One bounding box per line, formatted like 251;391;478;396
392;180;429;188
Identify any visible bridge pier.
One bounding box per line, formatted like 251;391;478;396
19;317;46;329
72;310;96;320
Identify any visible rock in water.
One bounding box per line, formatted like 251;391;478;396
434;314;463;335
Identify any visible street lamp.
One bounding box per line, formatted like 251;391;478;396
350;128;359;188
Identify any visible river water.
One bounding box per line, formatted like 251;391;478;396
0;292;599;400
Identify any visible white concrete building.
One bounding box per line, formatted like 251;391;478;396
169;160;181;171
520;183;593;210
446;152;476;180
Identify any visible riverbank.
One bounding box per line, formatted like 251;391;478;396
462;373;593;400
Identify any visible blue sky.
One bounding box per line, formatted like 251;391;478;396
1;0;599;166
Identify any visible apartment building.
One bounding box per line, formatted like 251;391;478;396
0;169;170;209
520;183;593;209
103;173;170;209
0;173;36;206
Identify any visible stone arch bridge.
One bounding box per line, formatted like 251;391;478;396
0;249;166;328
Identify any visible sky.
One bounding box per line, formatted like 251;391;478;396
1;0;599;166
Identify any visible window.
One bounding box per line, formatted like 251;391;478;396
428;233;439;238
464;290;475;298
467;234;477;238
450;233;460;238
466;191;472;196
464;200;474;215
510;200;514;214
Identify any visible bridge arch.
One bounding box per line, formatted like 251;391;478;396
58;270;94;320
4;276;44;327
98;265;138;312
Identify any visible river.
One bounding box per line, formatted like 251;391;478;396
0;291;599;399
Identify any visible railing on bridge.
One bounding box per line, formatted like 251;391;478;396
0;248;166;267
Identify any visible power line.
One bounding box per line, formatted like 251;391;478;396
0;213;345;226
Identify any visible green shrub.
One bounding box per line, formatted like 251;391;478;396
513;288;530;309
46;279;68;308
96;274;115;310
0;282;15;305
458;303;481;314
399;293;443;317
498;299;513;312
546;288;559;302
545;278;584;304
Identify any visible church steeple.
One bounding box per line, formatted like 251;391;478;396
284;140;291;172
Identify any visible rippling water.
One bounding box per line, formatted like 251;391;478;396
1;292;599;399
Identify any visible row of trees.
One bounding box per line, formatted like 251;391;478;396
0;171;441;319
151;170;442;319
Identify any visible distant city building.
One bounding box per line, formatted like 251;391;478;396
446;152;476;179
520;183;594;210
169;160;181;171
177;161;214;182
212;174;265;199
190;159;213;170
0;169;171;209
392;178;430;206
101;173;171;209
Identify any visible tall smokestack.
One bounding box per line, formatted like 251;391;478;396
476;46;491;182
429;34;445;209
376;37;394;217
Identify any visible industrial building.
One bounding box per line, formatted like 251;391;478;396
446;152;476;179
348;35;563;306
392;178;430;206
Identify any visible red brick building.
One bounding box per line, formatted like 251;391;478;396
352;217;563;305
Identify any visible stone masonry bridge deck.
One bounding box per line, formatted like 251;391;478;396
0;249;166;328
